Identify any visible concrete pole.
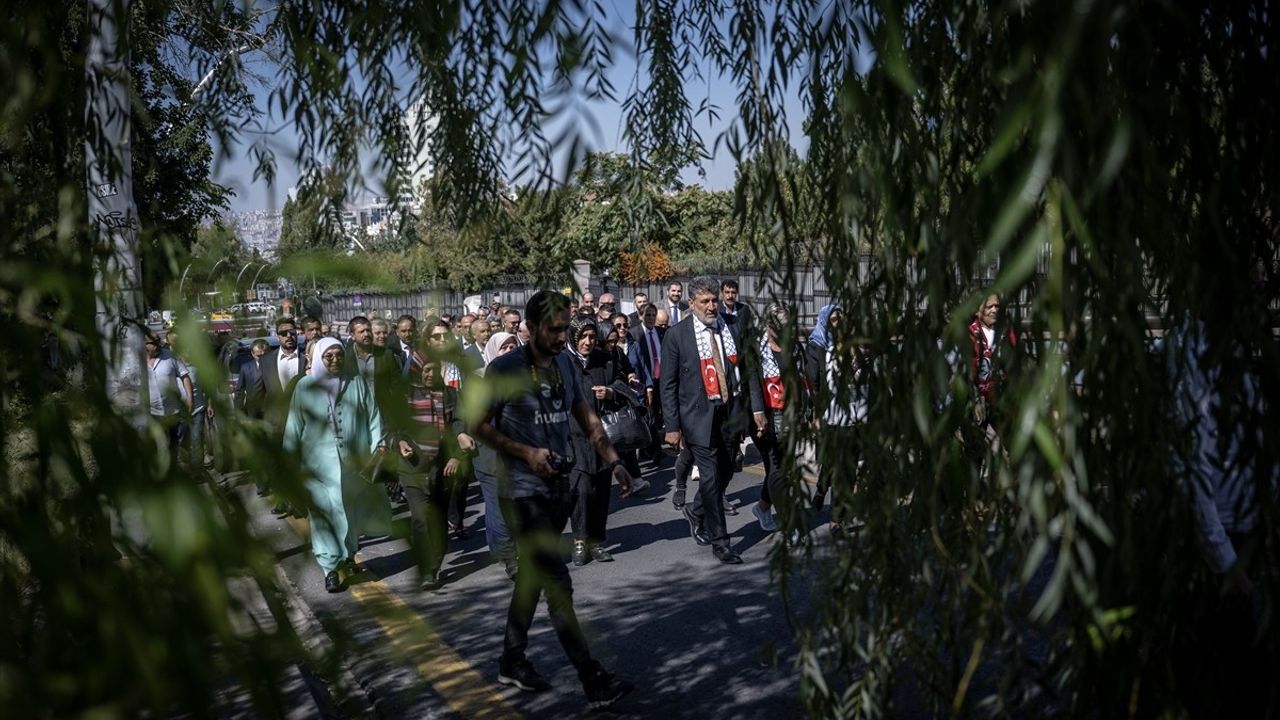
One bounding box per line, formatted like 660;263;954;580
87;0;146;422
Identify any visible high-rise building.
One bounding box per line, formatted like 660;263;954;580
403;97;437;201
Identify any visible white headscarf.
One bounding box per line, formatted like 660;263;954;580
310;337;345;400
483;331;517;365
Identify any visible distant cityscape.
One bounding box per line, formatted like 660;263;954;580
213;97;436;261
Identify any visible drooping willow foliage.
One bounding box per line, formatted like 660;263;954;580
2;0;1277;717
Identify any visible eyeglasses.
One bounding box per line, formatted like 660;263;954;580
279;329;297;336
430;333;448;340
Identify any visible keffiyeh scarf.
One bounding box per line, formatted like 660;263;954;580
759;335;785;410
694;320;739;401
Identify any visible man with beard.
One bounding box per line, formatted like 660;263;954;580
473;290;634;709
663;281;688;325
261;317;308;515
661;276;764;564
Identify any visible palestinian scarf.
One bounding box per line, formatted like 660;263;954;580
759;335;785;411
442;361;462;389
693;317;738;401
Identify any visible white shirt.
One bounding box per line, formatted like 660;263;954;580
669;302;682;324
277;348;302;388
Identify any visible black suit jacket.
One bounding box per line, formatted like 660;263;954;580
261;347;306;399
344;344;404;420
659;317;763;448
237;359;267;419
720;302;754;333
664;300;690;325
630;324;666;388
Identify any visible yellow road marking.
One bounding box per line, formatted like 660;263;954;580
281;515;522;720
739;463;817;485
348;575;522;720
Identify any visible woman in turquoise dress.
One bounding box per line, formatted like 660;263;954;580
284;337;391;592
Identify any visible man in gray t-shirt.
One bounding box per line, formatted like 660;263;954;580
144;331;192;450
473;290;635;709
484;347;582;499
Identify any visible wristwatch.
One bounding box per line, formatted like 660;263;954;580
607;458;624;471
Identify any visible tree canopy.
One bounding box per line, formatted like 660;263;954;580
3;0;1278;717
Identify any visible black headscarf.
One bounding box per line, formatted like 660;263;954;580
567;315;598;368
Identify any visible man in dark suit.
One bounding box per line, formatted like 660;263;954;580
394;314;418;368
262;317;307;427
630;303;665;458
663;281;690;325
719;278;755;473
660;276;764;564
237;339;269;420
345;315;405;425
626;292;649;327
261;317;308;515
718;279;754;333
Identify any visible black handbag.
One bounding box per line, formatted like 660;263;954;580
601;404;652;452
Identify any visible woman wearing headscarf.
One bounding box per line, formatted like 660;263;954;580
804;304;868;531
283;337;392;593
483;331;518;367
566;316;629;566
467;330;520;579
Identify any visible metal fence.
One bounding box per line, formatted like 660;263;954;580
311;245;1259;331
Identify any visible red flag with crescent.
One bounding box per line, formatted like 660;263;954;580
700;356;721;398
764;376;784;410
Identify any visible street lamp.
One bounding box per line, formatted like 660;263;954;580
206;257;229;282
234;261;257;301
248;263;270;300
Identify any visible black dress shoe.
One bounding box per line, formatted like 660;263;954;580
324;570;344;593
572;540;589;566
722;497;738;516
589;544;614;562
672;485;687;510
683;506;710;546
712;546;743;564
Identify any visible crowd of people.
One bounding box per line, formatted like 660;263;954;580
132;277;1030;708
136;274;1268;711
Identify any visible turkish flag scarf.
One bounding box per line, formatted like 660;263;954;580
694;320;738;401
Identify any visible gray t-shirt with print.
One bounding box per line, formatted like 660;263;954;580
485;348;583;499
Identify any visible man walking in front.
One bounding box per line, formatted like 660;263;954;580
473;290;634;710
660;276;764;564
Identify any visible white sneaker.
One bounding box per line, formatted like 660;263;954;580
752;503;778;532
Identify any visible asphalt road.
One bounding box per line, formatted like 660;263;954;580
250;446;817;719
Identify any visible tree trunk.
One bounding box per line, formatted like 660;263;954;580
87;0;146;423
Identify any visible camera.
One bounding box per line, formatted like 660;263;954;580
547;451;575;476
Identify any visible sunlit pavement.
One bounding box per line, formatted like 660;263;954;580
240;449;813;719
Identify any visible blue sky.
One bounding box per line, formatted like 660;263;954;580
212;2;871;213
